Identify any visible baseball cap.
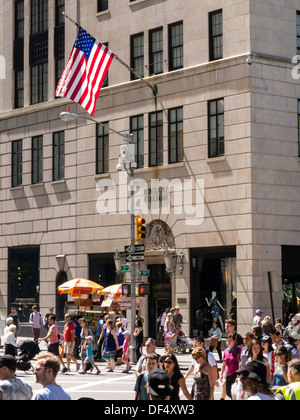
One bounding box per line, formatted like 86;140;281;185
0;355;17;371
86;336;94;341
236;360;267;385
261;335;270;342
256;309;263;314
148;368;171;397
122;331;130;336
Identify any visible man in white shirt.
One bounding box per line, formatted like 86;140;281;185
0;355;32;400
29;305;43;343
253;309;263;326
32;353;71;400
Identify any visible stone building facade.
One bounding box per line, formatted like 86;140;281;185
0;0;299;336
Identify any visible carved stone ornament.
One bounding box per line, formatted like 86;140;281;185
145;220;175;251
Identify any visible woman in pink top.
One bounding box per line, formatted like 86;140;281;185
121;331;131;373
220;334;241;399
39;315;67;373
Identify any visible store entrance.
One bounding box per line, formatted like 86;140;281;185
148;264;171;342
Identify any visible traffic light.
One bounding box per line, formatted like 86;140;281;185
136;216;146;243
138;283;150;296
122;283;131;296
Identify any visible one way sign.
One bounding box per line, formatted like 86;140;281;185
126;254;145;262
124;244;145;254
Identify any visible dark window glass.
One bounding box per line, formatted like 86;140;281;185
169;22;183;71
149;28;163;75
53;131;65;181
96;123;109;174
208;98;224;157
130;115;144;168
149;111;163;167
12;140;23;187
169;107;183;163
209;10;223;61
131;33;144;80
32;135;43;184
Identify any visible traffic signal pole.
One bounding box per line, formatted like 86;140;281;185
130;140;137;364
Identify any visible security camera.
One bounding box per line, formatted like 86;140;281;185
246;56;253;65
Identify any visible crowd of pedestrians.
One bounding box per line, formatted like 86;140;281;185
0;305;300;400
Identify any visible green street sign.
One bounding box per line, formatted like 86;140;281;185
121;265;131;272
137;270;150;277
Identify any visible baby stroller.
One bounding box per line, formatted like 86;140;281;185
16;340;40;372
176;336;193;353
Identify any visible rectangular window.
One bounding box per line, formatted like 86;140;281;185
149;28;163;75
15;0;24;39
31;0;48;34
209;10;223;61
130;115;144;168
297;12;300;55
15;70;24;109
12;140;23;188
169;22;183;71
131;33;144;80
14;0;24;109
53;131;65;181
30;0;48;104
208;98;224;158
149;111;163;167
31;63;48;104
96;123;109;174
298;100;300;157
98;0;108;12
32;135;43;184
55;0;65;93
169;107;183;164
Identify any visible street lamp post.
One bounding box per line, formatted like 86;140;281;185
60;110;138;363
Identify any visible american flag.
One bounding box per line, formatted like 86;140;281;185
56;27;115;116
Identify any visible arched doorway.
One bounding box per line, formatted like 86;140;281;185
56;271;68;321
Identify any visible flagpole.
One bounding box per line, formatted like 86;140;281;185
62;12;157;97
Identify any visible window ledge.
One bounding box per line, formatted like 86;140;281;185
96;10;110;18
129;0;149;6
51;179;66;185
10;185;24;191
207;156;226;163
30;183;44;188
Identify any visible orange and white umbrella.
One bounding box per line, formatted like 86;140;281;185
98;283;123;296
57;278;103;295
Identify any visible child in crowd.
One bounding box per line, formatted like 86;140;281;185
80;336;101;375
121;331;131;373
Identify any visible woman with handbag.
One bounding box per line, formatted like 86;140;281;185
208;320;223;362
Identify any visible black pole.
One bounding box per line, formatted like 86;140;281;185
267;271;275;325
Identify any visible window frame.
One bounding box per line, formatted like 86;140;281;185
130;33;144;80
32;135;43;185
168;21;183;71
96;122;109;174
149;27;164;76
53;131;65;181
149;111;164;167
208;98;225;158
168;107;183;164
12;139;23;188
209;9;223;61
130;115;144;169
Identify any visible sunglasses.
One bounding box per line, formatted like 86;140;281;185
164;361;174;365
276;353;284;356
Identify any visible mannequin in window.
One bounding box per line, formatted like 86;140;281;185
205;291;225;331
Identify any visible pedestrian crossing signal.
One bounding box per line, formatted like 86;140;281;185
138;283;150;296
135;216;146;243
